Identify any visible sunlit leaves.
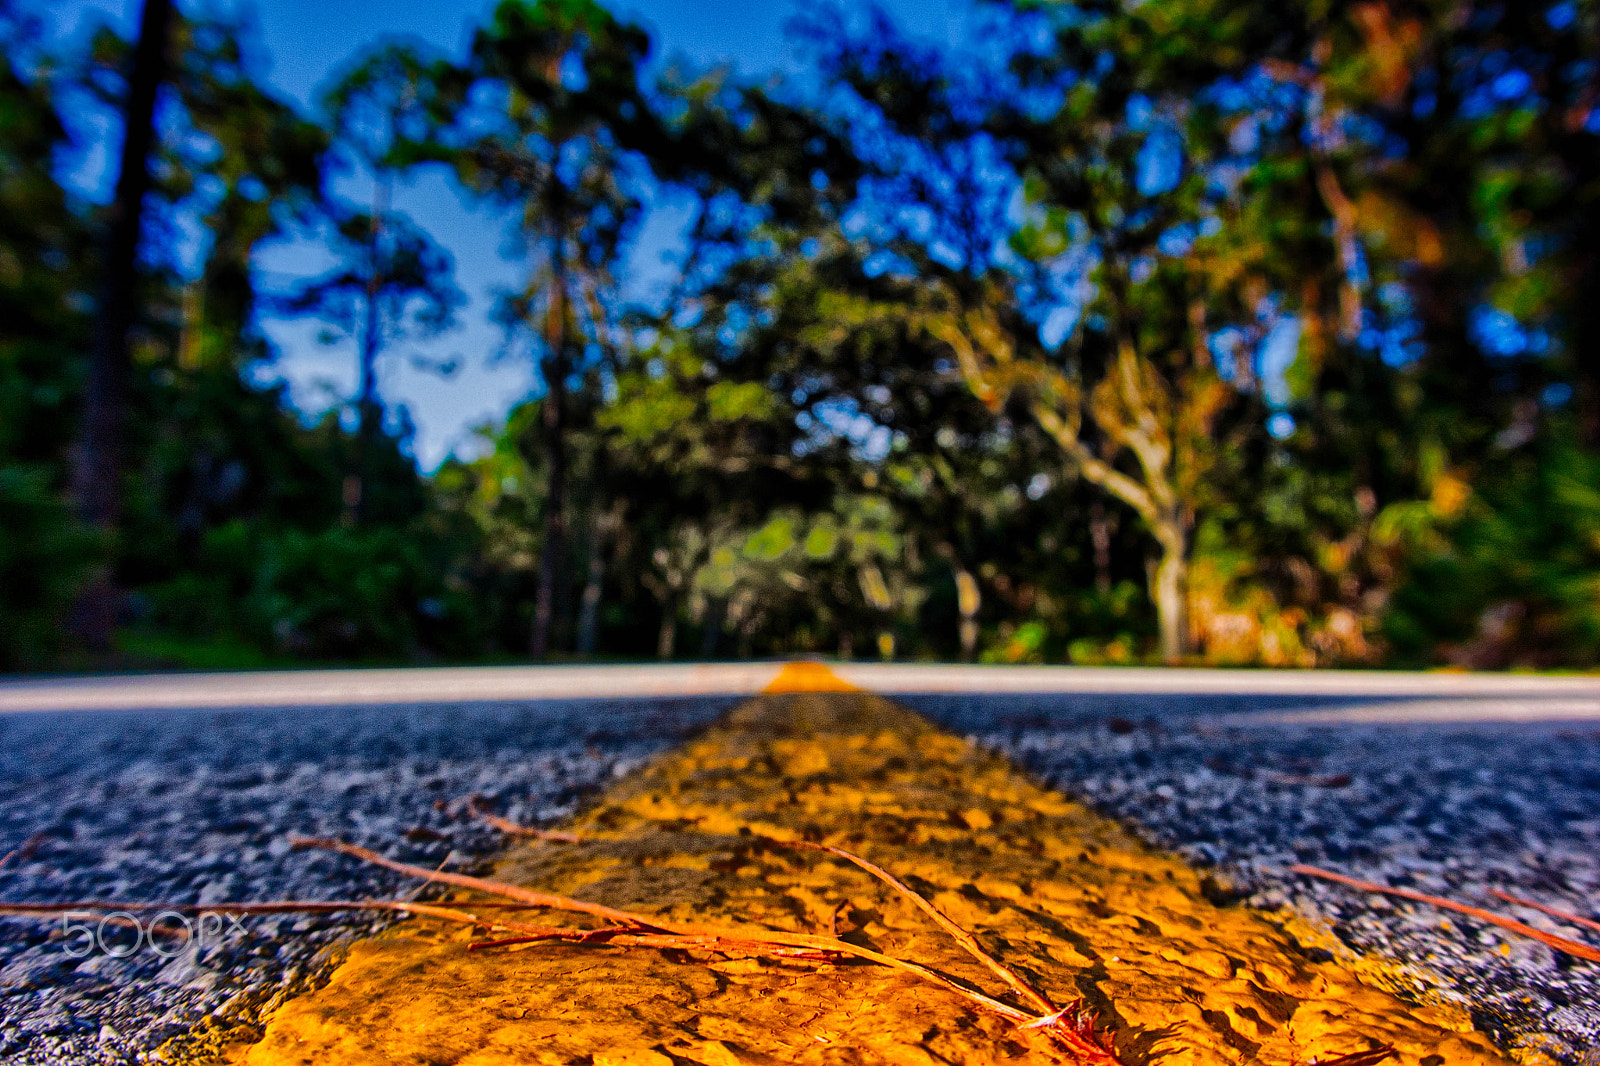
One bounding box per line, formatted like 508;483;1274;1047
706;380;775;422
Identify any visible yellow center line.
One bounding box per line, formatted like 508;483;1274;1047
190;664;1525;1066
763;660;864;693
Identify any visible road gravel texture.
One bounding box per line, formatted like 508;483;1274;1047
0;690;1595;1064
0;698;730;1065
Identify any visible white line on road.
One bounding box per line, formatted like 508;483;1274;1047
833;662;1600;698
3;661;1599;715
1217;699;1600;725
0;663;784;713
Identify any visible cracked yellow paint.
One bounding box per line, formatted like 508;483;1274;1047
217;669;1522;1066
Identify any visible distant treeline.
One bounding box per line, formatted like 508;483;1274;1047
2;0;1598;671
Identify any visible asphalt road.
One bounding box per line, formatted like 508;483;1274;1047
0;664;1596;1064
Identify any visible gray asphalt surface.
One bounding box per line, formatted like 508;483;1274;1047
0;680;1596;1064
0;697;733;1064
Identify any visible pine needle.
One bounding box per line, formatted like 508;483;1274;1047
1291;864;1600;963
4;834;1127;1062
467;798;583;843
1488;888;1600;936
0;832;47;871
289;835;660;930
0;898;554;943
307;835;1124;1061
790;839;1058;1015
294;835;1041;1023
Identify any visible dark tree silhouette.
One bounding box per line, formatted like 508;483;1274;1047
69;0;173;650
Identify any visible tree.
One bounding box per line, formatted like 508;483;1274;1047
0;2;98;667
1087;0;1600;657
272;207;462;520
154;11;327;370
719;231;1050;662
597;327;827;658
0;1;89;472
68;0;172;650
449;0;651;658
785;7;1255;661
318;41;467;464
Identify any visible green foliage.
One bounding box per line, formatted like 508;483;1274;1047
0;468;96;669
3;0;1600;671
0;1;87;470
1387;438;1600;669
249;524;475;659
140;519;477;661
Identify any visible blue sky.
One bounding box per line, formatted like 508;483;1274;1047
35;0;962;467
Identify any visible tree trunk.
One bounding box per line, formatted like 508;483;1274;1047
655;601;676;661
936;542;980;662
530;230;569;659
1151;525;1188;664
574;541;603;659
699;598;722;659
953;566;979;663
353;175;389;524
575;502;621;658
1089;501;1114;595
68;0;173;651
